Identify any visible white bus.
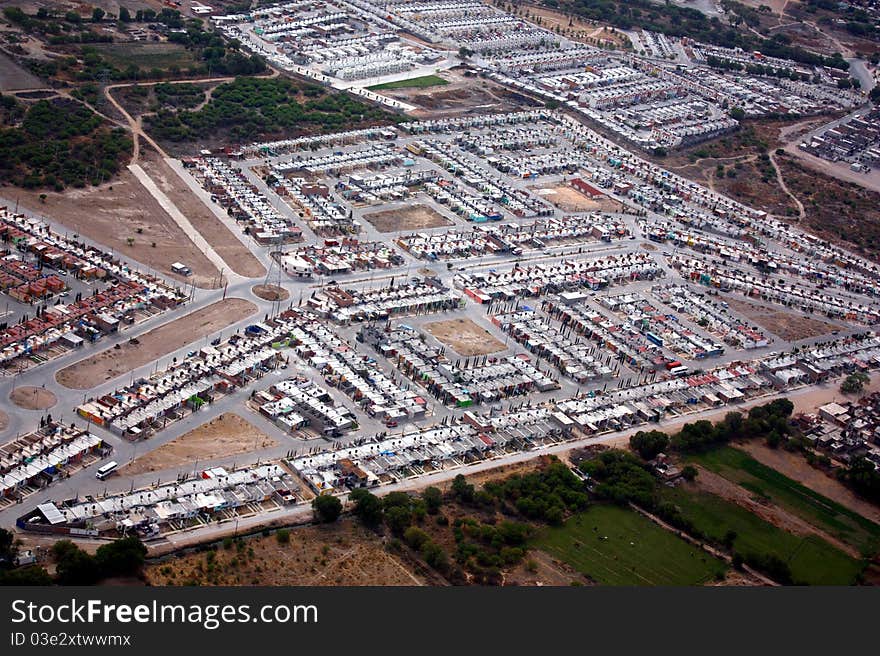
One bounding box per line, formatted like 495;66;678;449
95;461;118;480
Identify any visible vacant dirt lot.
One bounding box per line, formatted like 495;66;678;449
0;52;43;91
531;184;625;213
723;296;838;341
252;284;289;302
56;298;256;389
119;413;277;477
0;410;7;432
14;169;221;288
140;151;266;279
363;204;452;233
145;520;425;586
9;386;56;410
425;318;506;357
384;67;541;119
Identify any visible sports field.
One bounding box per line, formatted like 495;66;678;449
368;75;449;90
532;505;727;585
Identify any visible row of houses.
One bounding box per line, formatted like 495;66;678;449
0;426;106;499
18;464;299;537
186;156;302;245
396;213;629;260
453;251;664;302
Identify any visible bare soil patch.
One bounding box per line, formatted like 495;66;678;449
523;5;630;48
388;67;541;118
505;548;593;586
145;520;424;586
737;440;880;526
531;184;625;213
10;386;56;410
119;413;278;477
0;52;43;91
0;410;7;431
55;298;256;389
363;204;452;233
140;151;266;278
252;284;289;302
723;295;839;341
13;169;221;288
424;318;506;357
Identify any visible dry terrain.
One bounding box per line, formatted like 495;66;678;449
252;284;289;302
9;386;56;410
0;410;7;431
655;117;880;260
521;4;630;48
55;298;256;389
381;67;541;118
0;52;43;91
425;318;507;356
139;150;266;279
119;413;278;477
13;169;221;288
363;203;453;232
723;295;839;341
145;520;425;586
531;184;625;213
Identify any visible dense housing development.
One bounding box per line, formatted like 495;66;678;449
0;0;878;589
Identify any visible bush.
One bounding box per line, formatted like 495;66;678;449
403;526;429;550
275;529;290;545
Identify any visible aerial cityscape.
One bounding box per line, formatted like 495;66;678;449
0;0;879;588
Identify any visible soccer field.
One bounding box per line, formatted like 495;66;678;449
532;505;727;586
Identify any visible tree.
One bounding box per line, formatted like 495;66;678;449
422;486;443;514
53;541;99;585
840;372;869;395
312;495;342;523
0;528;16;570
630;430;669;460
91;7;105;22
0;565;52;585
722;529;738;549
681;464;698;482
451;474;475;503
384;506;412;536
349;488;383;526
94;536;147;578
119;7;131;23
403;526;429;550
729;106;745;120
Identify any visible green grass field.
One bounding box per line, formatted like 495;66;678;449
532;505;727;585
92;43;198;71
688;446;880;556
367;75;449;91
662;487;864;585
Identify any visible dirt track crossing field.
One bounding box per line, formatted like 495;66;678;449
55;298;256;389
